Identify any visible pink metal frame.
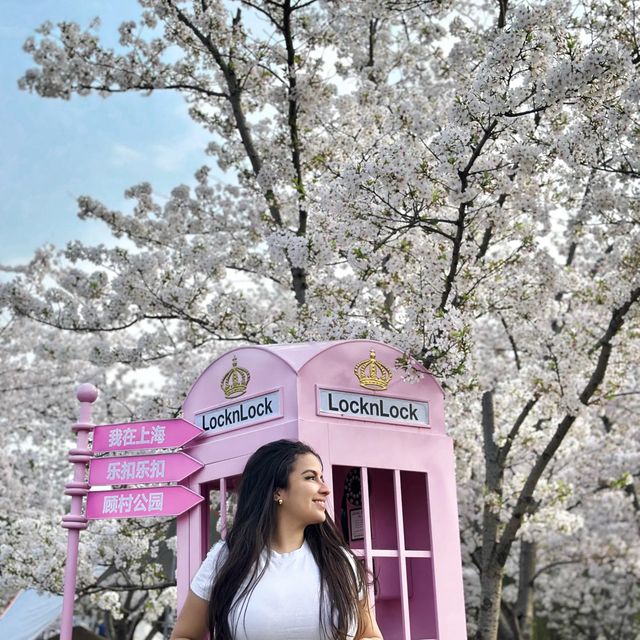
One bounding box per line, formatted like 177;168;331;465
394;469;412;639
219;476;228;540
60;383;98;640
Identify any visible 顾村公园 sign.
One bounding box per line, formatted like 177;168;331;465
86;486;203;520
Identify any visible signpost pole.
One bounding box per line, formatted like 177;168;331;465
60;383;98;640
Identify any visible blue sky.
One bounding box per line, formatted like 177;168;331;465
0;1;215;266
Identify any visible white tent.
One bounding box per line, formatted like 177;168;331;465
0;589;63;639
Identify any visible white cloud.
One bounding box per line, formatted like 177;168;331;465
110;143;144;167
150;126;209;173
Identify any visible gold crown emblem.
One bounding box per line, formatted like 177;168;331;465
220;356;251;399
354;350;392;391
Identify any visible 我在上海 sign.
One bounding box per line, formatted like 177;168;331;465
92;418;202;452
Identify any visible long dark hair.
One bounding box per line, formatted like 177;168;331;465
208;439;368;639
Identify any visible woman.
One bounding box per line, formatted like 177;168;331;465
171;439;383;640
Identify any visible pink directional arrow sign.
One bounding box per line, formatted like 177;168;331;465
92;418;201;453
89;452;203;486
86;486;204;520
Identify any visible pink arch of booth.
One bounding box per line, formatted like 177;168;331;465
177;340;467;640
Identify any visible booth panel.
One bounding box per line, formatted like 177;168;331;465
419;448;467;639
374;557;403;639
295;340;446;434
407;557;438;640
182;346;300;432
324;421;455;472
369;468;398;551
187;489;209;591
185;420;300;465
401;471;432;552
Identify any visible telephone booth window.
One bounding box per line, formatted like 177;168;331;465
369;468;398;550
333;465;364;548
204;475;240;550
407;557;437;640
374;556;404;637
401;471;432;552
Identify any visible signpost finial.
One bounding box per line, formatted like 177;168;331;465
76;383;98;404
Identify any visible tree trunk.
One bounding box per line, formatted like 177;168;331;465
476;565;504;640
515;540;537;640
476;391;505;640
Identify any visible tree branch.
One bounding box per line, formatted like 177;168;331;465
77;581;176;598
167;1;284;227
496;284;640;565
497;395;540;467
497;0;509;29
281;0;308;304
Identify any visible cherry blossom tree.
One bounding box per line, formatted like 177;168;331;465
3;0;640;638
0;294;180;637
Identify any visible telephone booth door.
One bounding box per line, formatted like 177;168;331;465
331;464;438;639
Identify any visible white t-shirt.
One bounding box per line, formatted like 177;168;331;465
190;540;359;640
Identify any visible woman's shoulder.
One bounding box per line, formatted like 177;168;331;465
190;539;228;600
206;539;227;555
205;539;228;567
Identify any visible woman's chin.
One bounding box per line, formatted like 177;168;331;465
306;512;327;525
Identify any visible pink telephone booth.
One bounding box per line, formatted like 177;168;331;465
178;340;466;639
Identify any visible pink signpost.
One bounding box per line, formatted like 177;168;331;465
60;402;203;640
60;383;98;640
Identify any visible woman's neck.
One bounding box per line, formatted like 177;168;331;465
271;521;305;553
